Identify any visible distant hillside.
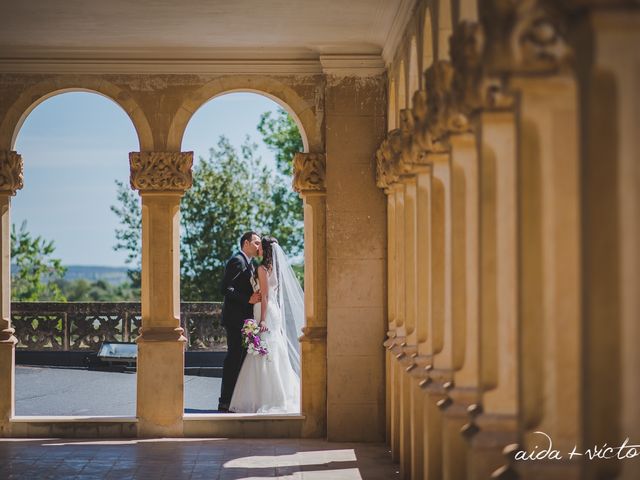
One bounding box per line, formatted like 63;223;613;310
63;265;130;285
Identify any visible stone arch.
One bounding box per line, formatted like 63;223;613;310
408;36;420;101
422;6;435;79
437;0;453;61
0;77;152;152
397;60;407;126
454;0;478;23
168;76;320;153
388;77;397;131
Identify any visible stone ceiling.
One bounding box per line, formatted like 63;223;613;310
0;0;413;63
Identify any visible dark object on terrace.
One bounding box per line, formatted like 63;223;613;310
12;302;228;376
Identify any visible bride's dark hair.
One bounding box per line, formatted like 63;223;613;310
260;235;278;271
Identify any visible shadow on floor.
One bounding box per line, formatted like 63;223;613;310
0;437;400;479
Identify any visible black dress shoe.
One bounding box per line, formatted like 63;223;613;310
217;404;229;413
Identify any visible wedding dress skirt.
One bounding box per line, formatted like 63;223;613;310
229;272;300;414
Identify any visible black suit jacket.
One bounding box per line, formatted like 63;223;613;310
220;252;255;329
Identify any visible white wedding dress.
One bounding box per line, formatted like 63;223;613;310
229;266;301;413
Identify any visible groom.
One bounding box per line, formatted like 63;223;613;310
217;231;262;412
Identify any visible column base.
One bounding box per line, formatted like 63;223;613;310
408;354;431;480
420;368;453;480
388;335;405;462
300;332;326;438
136;338;185;437
397;347;416;479
0;336;16;436
440;386;481;480
465;412;518;480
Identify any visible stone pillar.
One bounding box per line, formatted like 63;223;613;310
0;151;22;436
577;10;640;480
399;174;416;478
386;183;403;461
293;152;327;438
440;131;479;480
420;151;451;480
129;151;193;437
409;164;433;480
383;187;396;447
391;183;408;464
325;75;387;442
514;75;583;480
467;109;519;480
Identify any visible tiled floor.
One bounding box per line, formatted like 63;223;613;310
0;437;400;479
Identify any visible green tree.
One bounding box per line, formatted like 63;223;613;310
257;108;303;176
11;221;67;301
112;131;304;301
257;108;304;264
54;278;139;301
112;108;305;300
110;179;142;287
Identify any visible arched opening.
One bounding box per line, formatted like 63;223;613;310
422;7;435;78
454;0;478;23
437;0;453;61
397;61;407;128
179;92;305;414
408;37;420;101
11;91;140;416
388;77;397;131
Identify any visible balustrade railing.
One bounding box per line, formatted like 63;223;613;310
11;302;226;351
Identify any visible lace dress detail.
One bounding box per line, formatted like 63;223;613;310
228;268;300;413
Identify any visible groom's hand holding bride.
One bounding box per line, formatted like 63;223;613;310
249;291;261;304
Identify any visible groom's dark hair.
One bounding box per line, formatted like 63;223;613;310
240;231;259;249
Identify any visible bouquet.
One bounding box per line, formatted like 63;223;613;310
242;318;268;356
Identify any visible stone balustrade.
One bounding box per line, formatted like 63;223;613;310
11;302;225;352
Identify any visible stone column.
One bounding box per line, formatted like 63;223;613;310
391;183;411;471
420;151;451;480
0;151;22;436
383;187;396;447
400;171;417;479
293;152;327;438
513;75;583;480
385;183;403;461
467;109;519;480
129;151;192;437
440;131;479;480
408;163;433;480
577;10;640;480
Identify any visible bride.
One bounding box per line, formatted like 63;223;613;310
229;235;303;413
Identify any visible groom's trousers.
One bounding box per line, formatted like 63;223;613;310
219;324;247;409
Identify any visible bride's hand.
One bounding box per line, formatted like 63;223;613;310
259;320;268;333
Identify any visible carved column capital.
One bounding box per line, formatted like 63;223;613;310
375;130;402;190
0;151;24;196
449;20;517;115
129;151;193;193
482;0;572;75
424;61;463;141
292;152;326;194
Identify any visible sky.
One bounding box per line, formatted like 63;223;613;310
12;91;283;267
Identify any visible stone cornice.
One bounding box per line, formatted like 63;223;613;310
0;47;325;75
129;151;193;192
0;151;24;196
382;0;419;65
293;153;326;194
319;55;385;77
